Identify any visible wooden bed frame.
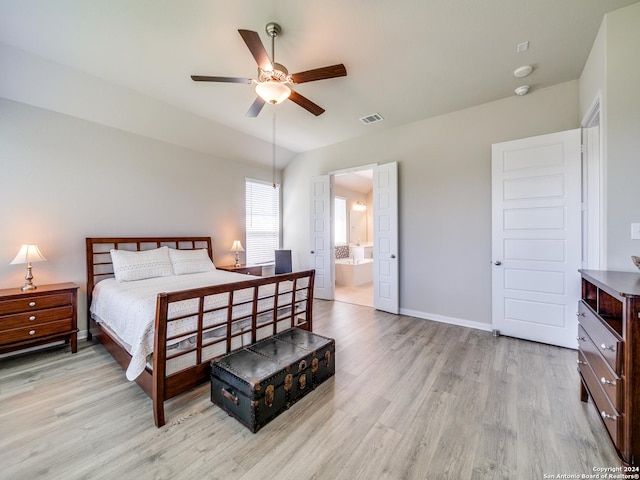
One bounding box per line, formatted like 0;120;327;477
85;236;315;427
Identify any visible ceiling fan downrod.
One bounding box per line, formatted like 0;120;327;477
265;22;281;66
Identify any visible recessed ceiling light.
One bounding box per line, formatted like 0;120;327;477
515;85;530;96
514;65;533;78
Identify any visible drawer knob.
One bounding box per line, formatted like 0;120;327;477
601;343;614;351
576;336;586;342
576;359;586;365
28;330;36;336
601;410;616;421
29;301;36;307
600;376;616;386
29;315;36;321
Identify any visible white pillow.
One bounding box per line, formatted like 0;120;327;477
110;246;174;282
168;248;216;275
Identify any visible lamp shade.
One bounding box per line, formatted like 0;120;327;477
10;244;47;265
230;240;245;252
255;81;291;104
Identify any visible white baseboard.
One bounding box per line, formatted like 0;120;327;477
399;308;492;332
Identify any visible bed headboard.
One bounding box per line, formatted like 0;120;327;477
85;236;213;311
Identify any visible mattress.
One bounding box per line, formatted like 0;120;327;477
90;270;299;380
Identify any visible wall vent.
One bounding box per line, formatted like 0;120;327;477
359;113;384;125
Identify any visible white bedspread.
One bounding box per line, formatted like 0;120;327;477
90;270;262;381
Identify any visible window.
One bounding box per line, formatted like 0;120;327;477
245;179;280;264
334;196;347;245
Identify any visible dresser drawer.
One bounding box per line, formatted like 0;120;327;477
578;325;622;411
578;349;621;447
0;305;73;331
0;292;73;315
578;300;622;373
1;319;73;344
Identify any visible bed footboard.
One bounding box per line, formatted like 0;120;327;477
152;269;314;426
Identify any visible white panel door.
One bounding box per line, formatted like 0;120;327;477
373;162;399;314
492;129;581;348
310;175;334;300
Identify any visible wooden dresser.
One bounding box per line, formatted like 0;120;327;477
577;270;640;466
0;282;79;355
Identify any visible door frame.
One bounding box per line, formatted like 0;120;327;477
326;162;399;313
581;92;605;269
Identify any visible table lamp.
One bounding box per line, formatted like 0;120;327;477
230;240;244;267
10;244;47;291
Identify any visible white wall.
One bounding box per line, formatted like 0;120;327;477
284;81;579;328
604;4;640;271
0;98;276;332
579;3;640;271
579;20;606;120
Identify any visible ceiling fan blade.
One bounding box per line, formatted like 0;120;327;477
288;90;325;116
291;64;347;84
246;97;266;117
191;75;252;84
238;29;273;71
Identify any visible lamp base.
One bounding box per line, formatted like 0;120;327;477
235;252;241;268
21;264;37;291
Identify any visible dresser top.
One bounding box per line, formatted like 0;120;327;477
0;282;79;299
580;270;640;298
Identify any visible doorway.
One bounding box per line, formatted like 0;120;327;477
333;169;374;307
310;162;399;313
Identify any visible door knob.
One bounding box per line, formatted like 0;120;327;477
310;250;315;254
494;261;502;265
390;254;396;259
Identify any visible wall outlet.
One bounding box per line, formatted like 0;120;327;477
632;223;640;240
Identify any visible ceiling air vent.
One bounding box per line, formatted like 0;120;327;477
359;113;384;125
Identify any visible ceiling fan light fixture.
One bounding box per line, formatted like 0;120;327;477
255;81;291;104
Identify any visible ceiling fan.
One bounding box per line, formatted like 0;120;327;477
191;22;347;117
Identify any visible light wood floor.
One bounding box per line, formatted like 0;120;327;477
0;300;620;479
334;282;373;308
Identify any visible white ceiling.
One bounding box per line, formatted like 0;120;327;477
1;0;638;160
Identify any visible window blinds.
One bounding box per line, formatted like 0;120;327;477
245;179;280;264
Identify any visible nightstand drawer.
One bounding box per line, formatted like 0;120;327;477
0;292;73;315
1;319;73;343
0;305;74;330
236;266;262;275
216;265;263;275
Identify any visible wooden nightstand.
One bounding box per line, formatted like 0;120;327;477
216;264;263;276
0;282;79;355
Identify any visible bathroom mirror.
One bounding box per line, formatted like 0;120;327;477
350;210;367;244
